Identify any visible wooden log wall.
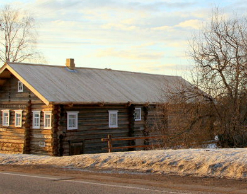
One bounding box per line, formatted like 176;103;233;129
132;106;151;149
29;104;54;155
51;105;59;156
59;104;131;155
133;106;147;136
146;105;164;134
0;75;41;103
145;104;168;147
0;103;27;153
23;100;31;154
128;104;135;150
0;74;52;155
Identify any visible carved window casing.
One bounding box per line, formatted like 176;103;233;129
67;111;79;130
44;111;52;129
32;111;41;129
18;81;23;92
1;110;10;127
108;110;118;128
134;108;142;121
15;110;23;127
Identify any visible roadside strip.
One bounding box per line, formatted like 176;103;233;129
0;171;190;194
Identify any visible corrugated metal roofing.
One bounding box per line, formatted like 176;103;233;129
6;62;191;105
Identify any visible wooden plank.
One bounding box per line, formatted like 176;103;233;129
101;135;166;142
0;139;25;143
0;136;25;139
102;144;158;150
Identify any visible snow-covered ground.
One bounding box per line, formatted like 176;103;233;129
1;148;247;180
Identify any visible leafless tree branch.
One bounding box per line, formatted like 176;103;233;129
0;5;44;63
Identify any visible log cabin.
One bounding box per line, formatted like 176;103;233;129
0;59;191;156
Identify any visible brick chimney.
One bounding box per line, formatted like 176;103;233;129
66;58;75;70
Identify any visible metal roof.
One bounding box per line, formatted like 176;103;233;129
3;62;191;105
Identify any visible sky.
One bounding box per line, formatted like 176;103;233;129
0;0;247;78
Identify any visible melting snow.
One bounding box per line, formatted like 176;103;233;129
0;148;247;179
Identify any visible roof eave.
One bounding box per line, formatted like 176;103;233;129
4;64;50;106
0;63;8;74
51;101;158;106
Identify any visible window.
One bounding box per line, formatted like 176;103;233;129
18;81;23;92
108;110;118;128
39;142;46;148
32;111;41;129
15;110;23;127
134;108;141;121
67;111;79;130
44;111;52;129
1;110;10;127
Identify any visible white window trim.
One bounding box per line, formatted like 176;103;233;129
18;81;23;92
43;111;52;129
134;108;142;121
14;110;23;127
1;110;10;127
108;110;118;128
67;111;79;130
39;141;46;148
32;111;41;129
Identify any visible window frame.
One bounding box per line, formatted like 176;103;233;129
134;108;142;121
108;110;118;128
14;110;23;127
67;111;79;130
1;110;10;127
32;111;41;129
43;111;52;129
18;81;23;92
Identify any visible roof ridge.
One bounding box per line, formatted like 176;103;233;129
8;62;64;68
7;62;181;78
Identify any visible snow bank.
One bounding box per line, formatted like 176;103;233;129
1;149;247;180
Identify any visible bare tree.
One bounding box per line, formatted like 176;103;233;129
148;78;215;149
0;5;42;63
190;9;247;147
150;9;247;148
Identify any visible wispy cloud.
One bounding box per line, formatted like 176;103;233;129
101;23;138;31
131;42;156;49
2;0;244;76
95;48;164;60
134;63;193;77
176;19;203;29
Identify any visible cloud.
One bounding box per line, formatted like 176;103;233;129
138;63;193;73
176;19;203;29
101;23;138;31
131;42;156;49
38;39;93;49
152;25;173;31
51;20;79;27
35;0;81;10
124;0;197;12
8;0;243;77
82;10;111;21
167;41;188;48
95;48;164;60
121;18;136;25
151;18;203;32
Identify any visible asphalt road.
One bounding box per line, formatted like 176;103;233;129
0;165;247;194
0;171;215;194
